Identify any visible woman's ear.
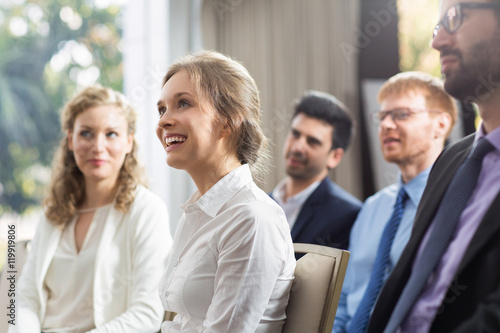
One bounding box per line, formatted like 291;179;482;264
126;133;134;154
221;116;241;139
67;130;74;151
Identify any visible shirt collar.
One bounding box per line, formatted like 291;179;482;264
476;122;500;153
271;178;288;205
272;177;321;207
181;164;253;218
398;166;432;207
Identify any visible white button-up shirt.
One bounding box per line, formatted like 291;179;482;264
159;164;296;333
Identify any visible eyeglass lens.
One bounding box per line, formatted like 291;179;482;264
446;5;460;32
433;4;461;38
433;2;500;38
375;109;411;123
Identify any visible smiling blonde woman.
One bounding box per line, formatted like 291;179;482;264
156;50;296;333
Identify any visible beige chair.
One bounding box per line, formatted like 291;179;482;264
163;311;177;322
282;243;350;333
0;240;31;333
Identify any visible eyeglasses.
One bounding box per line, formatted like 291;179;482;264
433;2;500;39
371;108;440;124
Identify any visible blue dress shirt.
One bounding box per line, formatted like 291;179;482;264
333;167;431;333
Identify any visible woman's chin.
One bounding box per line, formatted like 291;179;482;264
166;156;185;170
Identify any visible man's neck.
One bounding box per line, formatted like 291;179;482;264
398;140;444;184
398;165;421;184
398;158;435;184
478;89;500;133
285;172;327;200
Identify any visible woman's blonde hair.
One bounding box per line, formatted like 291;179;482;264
163;50;269;182
43;85;145;225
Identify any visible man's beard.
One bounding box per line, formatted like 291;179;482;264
443;38;500;102
285;151;308;179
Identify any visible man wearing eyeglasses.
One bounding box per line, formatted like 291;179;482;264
367;1;500;332
333;71;456;333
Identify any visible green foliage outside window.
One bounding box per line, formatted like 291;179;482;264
0;0;123;215
398;0;441;76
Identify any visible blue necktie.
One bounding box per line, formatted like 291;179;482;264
347;187;409;333
384;137;495;333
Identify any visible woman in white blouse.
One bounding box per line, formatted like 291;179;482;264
13;85;172;333
156;50;296;332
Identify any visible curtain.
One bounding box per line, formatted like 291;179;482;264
201;0;363;198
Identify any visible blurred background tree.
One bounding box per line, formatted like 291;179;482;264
399;0;440;76
0;0;442;216
0;0;123;215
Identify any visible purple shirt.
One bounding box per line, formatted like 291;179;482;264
400;124;500;332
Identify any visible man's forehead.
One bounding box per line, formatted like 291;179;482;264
292;113;333;128
290;116;333;140
292;118;332;132
380;92;427;108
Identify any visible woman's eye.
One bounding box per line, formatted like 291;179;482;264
179;100;190;108
107;131;118;138
80;130;91;138
158;107;166;117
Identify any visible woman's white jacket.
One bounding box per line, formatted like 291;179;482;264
12;185;172;332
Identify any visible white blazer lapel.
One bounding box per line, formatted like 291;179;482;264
36;223;62;318
94;206;125;271
92;206;126;323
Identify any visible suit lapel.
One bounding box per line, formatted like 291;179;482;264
368;136;476;332
291;204;316;240
383;137;473;294
407;141;472;251
291;178;327;241
456;187;500;275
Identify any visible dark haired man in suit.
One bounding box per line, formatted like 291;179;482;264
271;90;361;250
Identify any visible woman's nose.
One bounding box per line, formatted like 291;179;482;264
158;110;175;128
93;133;106;151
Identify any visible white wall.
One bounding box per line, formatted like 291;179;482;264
122;0;202;235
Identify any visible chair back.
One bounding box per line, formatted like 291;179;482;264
282;243;349;333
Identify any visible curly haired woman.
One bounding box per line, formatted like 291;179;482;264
14;85;172;333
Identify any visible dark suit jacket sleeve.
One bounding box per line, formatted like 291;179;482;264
370;134;500;332
270;177;361;250
293;178;361;250
451;283;500;332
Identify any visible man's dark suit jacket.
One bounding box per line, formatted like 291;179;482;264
368;134;500;333
271;177;361;250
